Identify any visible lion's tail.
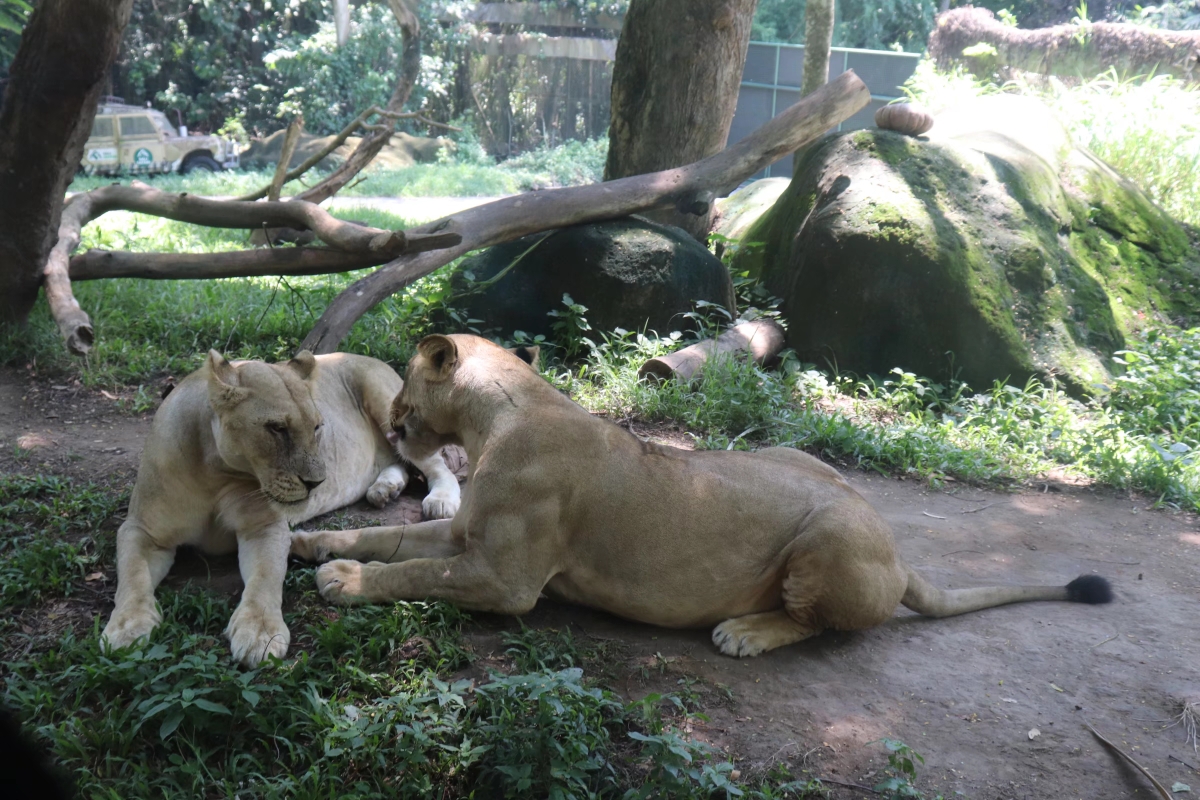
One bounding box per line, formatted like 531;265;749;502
899;565;1112;618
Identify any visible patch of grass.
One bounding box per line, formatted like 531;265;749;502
554;321;1200;511
0;475;124;608
0;207;466;386
67;137;607;199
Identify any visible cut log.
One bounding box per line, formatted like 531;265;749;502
638;318;786;383
928;7;1200;82
299;70;872;354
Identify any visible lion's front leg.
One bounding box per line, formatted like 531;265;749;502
102;521;176;651
292;519;462;563
412;450;461;520
226;523;291;667
315;513;548;614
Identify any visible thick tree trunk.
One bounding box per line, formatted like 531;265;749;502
801;0;835;98
604;0;759;240
929;7;1200;82
0;0;133;326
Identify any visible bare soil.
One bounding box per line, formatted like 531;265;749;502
2;368;1198;799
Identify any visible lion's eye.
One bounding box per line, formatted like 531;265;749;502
266;422;287;435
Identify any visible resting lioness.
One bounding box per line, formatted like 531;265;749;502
293;335;1112;657
101;350;461;666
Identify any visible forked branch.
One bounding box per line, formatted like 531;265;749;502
298;69;872;354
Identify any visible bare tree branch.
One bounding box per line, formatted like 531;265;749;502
69;247;390;281
295;0;421;205
299;70;872;354
268;116;305;202
234;106;460;203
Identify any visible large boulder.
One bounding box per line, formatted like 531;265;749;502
735;95;1200;394
452;217;736;339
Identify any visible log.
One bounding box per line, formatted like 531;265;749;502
299;70;872;354
69;247;391;281
638;318;786;384
43;196;96;354
928;7;1200;82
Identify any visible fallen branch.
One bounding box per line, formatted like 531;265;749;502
268;116;305;202
299;70;872;354
43;207;95;355
69;247;391;281
929;7;1200;82
67;183;456;256
1085;721;1172;799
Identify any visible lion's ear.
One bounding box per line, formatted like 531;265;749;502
289;350;317;380
507;344;540;368
417;335;458;381
206;350;249;409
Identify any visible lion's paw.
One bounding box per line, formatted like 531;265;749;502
101;606;162;652
225;605;290;667
291;529;353;563
712;618;770;658
316;560;370;605
422;488;460;520
366;465;407;508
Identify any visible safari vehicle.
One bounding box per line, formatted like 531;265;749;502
81;98;240;176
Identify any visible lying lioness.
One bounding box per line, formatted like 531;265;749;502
294;335;1112;657
102;350;461;666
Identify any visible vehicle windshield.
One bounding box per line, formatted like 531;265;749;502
149;112;177;137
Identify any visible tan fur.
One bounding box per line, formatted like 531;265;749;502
295;335;1104;657
101;351;461;666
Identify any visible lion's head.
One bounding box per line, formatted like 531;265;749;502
390;336;539;438
205;349;326;504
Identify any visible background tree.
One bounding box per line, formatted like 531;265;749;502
0;0;134;329
604;0;760;240
801;0;835;97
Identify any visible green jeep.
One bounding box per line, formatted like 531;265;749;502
81;98;240;176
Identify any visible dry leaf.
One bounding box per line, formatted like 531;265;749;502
1049;683;1065;692
1028;728;1041;740
100;390;118;400
85;572;106;582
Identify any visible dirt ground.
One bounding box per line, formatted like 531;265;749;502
2;367;1198;799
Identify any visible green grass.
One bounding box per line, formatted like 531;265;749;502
67;137;608;199
903;61;1200;227
554;319;1200;512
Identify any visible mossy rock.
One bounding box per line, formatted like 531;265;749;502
735;95;1200;395
452;217;736;339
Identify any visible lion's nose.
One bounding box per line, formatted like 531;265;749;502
302;477;325;492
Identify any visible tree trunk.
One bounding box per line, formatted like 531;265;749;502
604;0;759;241
928;7;1200;82
0;0;133;326
801;0;835;98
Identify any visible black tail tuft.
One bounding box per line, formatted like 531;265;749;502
1066;574;1113;604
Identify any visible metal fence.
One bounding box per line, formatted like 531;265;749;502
730;42;922;179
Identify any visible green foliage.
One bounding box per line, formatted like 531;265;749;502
871;738;936;799
0;0;30;64
752;0;937;52
0;475;123;609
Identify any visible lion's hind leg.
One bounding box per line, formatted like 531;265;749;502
712;609;822;658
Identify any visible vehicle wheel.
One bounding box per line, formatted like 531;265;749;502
181;155;221;174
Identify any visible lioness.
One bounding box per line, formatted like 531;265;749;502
294;335;1112;657
101;350;461;666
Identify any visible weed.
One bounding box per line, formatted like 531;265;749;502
870;738;946;800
